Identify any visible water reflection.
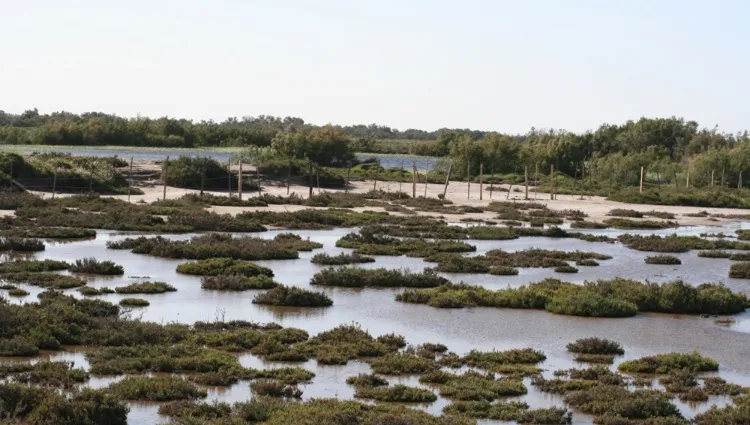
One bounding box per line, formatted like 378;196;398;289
3;223;750;424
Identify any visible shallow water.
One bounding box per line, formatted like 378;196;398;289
0;146;437;171
3;222;750;424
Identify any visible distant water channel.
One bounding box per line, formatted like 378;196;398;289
2;221;750;425
0;146;438;171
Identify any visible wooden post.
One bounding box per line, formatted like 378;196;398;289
524;166;529;200
163;156;169;201
550;165;555;200
287;159;291;194
127;157;133;202
639;166;644;193
317;168;321;194
412;162;417;198
711;169;715;187
227;158;232;197
442;162;453;201
238;161;243;200
373;176;377;191
686;167;690;188
52;168;57;200
200;161;205;196
345;163;351;194
479;163;483;201
467;157;471;200
308;162;313;197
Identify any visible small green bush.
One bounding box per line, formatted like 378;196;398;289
554;265;578;273
252;285;333;307
697;250;731;258
106;375;207;401
567;337;624;355
0;237;45;252
119;298;150;307
310;252;375;265
618;352;719;374
729;262;750;278
355;384;437;402
310;266;449;288
8;288;29;297
201;275;278;291
0;259;68;273
177;258;273;277
78;286;115;296
250;379;302;398
645;255;682;265
69;258;124;275
115;281;176;294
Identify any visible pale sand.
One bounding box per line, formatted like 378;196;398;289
71;178;750;227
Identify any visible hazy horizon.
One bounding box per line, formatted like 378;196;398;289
2;0;748;134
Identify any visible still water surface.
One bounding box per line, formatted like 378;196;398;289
3;222;750;424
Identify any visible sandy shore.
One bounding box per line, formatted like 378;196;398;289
69;177;748;227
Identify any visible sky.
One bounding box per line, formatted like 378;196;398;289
1;0;748;134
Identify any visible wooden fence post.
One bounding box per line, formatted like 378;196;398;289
52;168;57;200
524;166;529;200
442;162;452;202
412;162;417;198
467;157;471;200
479;163;483;201
127;157;133;202
163;156;169;201
550;165;555;200
227;158;232;197
639;166;644;193
238;161;243;200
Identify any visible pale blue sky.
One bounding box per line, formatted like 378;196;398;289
1;0;748;133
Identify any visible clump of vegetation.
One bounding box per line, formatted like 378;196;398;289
571;221;609;229
603;218;678;229
608;209;644;218
697;250;731;258
0;383;127;424
554;265;578;273
336;230;476;257
573;354;615;364
119;298;150;307
2;227;97;239
564;385;681;422
8;288;29;296
107;375;207;401
250;379;302;398
201;275;278;291
165;156;257;191
252;285;333;307
69;258;124;275
433;372;529;401
110;233;319;261
646;211;677;219
0;259;68;273
729;253;750;261
311;252;375;265
576;259;599;266
619;234;750;252
488;266;519;275
346;373;389;387
729;262;750;278
567;337;624;355
368;353;439;375
355;384;437;403
3;361;89;388
617;352;719;373
427;248;611;274
1;272;86;289
177;258;273;277
114;281;176;294
396;278;748;317
310;267;449;288
0;237;45;252
645;255;682;265
78;286;115;296
443;400;571;424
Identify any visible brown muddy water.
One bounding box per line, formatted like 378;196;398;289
2;222;750;425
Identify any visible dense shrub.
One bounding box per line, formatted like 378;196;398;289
201;275;278;291
564;385;681;420
69;258;124;275
115;281;176;294
78;286;115;296
567;338;624;355
2;227;96;239
1;272;86;289
106;375;207;401
603;218;678;229
8;288;29;296
310;267;449;288
729;262;750;278
0;237;44;252
608;209;644;218
697;250;731;258
310;252;375;265
617;352;719;373
119;298;150;307
554;265;579;273
177;258;273;277
355;384;437;402
0;259;68;273
252;285;333;307
645;255;682;265
250;379;302;398
618;234;750;252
